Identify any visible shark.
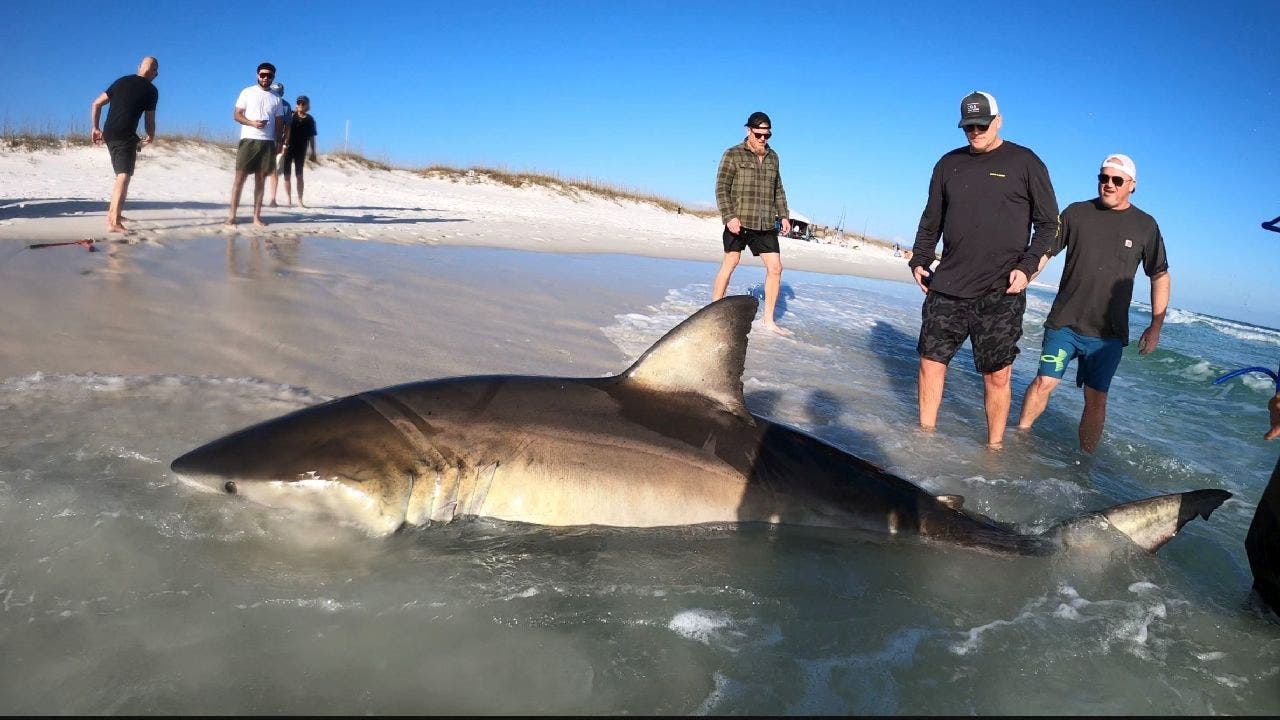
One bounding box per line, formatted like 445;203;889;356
171;296;1229;555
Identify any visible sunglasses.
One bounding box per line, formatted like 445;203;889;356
1097;173;1128;187
963;123;990;133
258;72;274;79
751;130;772;140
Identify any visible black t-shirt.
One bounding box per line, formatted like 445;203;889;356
102;75;159;142
286;114;316;156
1044;199;1169;343
910;141;1060;299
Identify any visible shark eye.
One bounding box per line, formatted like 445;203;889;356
224;481;238;495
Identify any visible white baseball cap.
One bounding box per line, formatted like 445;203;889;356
1102;153;1137;181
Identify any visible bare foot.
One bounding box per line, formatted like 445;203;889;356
764;323;793;337
299;202;307;208
224;218;238;226
252;217;268;227
269;201;278;208
107;223;127;233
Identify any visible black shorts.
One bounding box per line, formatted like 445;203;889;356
917;289;1026;374
723;227;780;256
106;138;138;175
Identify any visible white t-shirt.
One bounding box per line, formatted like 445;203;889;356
235;86;286;141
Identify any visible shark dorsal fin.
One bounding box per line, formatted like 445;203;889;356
619;296;757;419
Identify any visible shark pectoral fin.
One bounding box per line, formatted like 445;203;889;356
618;296;757;420
1096;489;1233;553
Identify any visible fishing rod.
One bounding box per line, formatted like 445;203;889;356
28;239;97;252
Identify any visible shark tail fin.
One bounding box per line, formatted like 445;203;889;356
618;296;758;419
1057;489;1232;554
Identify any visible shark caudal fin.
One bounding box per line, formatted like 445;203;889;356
618;296;758;420
1056;489;1232;554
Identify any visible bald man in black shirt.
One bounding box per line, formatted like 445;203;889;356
91;56;159;233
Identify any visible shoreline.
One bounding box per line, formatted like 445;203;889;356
0;142;913;284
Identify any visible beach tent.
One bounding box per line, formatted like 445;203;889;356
785;211;812;238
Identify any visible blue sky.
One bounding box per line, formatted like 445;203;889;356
4;0;1279;327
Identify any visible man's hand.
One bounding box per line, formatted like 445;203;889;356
725;217;741;235
780;218;791;235
912;265;931;294
1138;325;1162;355
1007;268;1029;294
1266;393;1280;441
91;128;103;145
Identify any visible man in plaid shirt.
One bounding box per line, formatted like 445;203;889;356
713;111;792;336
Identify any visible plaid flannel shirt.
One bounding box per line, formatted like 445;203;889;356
715;142;789;231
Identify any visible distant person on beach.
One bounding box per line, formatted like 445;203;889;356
1016;154;1169;453
90;56;159;234
267;82;292;208
226;62;287;227
713;111;792;336
1247;388;1280;614
908;91;1059;448
278;95;318;208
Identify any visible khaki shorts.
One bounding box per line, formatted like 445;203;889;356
235;139;276;173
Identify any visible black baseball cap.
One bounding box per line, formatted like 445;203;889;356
746;111;772;128
958;91;999;127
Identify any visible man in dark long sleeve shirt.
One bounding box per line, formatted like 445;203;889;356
908;91;1059;447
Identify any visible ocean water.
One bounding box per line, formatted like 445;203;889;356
0;238;1277;714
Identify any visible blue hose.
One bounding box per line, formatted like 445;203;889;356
1213;365;1280;392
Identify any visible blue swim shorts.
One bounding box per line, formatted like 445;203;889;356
1036;326;1124;392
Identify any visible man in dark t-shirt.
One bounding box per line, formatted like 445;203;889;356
1016;154;1170;453
908;91;1060;448
90;56;160;233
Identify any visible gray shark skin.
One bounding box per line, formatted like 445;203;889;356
171;296;1230;554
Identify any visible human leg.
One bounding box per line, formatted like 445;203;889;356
712;252;741;301
227;170;249;225
1075;335;1124;453
1246;456;1280;612
915;291;969;430
293;156;305;207
759;252;790;336
268;160;280;206
918;358;948;429
1079;386;1108;453
1018;327;1077;429
107;173;131;232
970;291;1027;446
105;140;137;232
982;364;1013;447
1017;374;1061;429
251;170;268;226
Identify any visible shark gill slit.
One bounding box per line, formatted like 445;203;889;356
356;391;441;524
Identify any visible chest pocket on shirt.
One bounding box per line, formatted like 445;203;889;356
1114;238;1140;268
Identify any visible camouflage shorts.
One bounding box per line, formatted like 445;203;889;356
917;289;1026;374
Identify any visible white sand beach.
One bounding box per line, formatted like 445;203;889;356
0;140;909;391
1;141;907;273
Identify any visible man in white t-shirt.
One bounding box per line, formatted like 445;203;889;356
226;62;286;226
